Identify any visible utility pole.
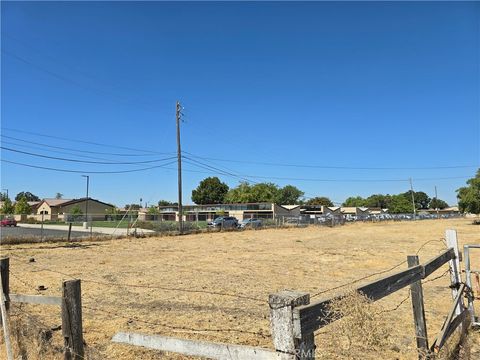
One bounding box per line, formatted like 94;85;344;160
176;101;183;234
435;185;439;219
82;175;89;229
409;178;416;221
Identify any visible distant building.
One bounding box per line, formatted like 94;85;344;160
35;197;114;221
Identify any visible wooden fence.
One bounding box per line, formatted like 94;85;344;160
1;228;476;360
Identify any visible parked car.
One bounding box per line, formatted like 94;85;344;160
207;216;238;229
1;218;17;227
238;218;263;228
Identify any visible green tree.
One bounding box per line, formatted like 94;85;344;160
125;204;141;210
429;198;449;210
15;191;40;202
305;197;334;207
224;182;254;203
365;194;392;209
191;177;229;204
147;206;159;215
1;198;15;214
389;194;414;214
158;200;177;206
0;192;8;201
55;192;63;199
457;169;480;214
342;196;366;207
403;190;430;210
71;205;83;215
276;185;304;204
14;196;32;215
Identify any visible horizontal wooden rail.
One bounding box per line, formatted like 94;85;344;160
112;332;295;360
10;294;62;306
423;248;455;278
296;248;456;335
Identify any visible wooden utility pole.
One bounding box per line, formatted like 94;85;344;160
409;178;416;220
435;186;439;219
176;101;183;234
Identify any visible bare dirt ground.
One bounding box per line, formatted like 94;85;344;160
1;218;479;359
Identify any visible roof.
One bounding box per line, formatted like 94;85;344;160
341;207;356;214
58;197;114;208
42;198;73;206
27;201;41;207
280;205;301;210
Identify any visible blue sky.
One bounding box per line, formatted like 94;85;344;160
1;1;479;207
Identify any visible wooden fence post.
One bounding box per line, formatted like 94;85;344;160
0;258;10;311
269;290;314;359
62;279;84;360
408;255;429;359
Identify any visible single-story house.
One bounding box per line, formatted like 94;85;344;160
35;197;115;221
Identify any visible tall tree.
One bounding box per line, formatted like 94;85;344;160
55;192;64;199
15;192;40;202
365;194;392;209
457;169;480;214
277;185;304;204
0;198;15;214
403;190;430;210
191;177;229;204
389;194;414;214
158;200;177;206
429;198;449;210
305;197;334;207
15;196;32;215
0;192;8;201
224;182;280;203
342;196;366;207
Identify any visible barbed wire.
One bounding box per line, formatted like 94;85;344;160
311;238;446;299
21;264;266;303
82;302;270;338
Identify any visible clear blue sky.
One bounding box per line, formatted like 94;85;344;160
1;1;479;207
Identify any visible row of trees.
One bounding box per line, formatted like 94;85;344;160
187;175;480;215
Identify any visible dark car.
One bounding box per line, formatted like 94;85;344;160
238;218;263;228
207;216;238;229
1;218;17;227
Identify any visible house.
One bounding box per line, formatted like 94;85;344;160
35;198;115;221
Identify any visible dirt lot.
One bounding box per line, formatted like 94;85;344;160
1;218;479;359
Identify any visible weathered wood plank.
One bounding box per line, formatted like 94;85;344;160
446;230;463;319
296;265;423;334
408;256;429;358
423;248;455;278
10;294;62;306
112;332;295;360
431;283;466;352
432;308;469;352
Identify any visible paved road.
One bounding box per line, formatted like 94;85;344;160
0;225;102;239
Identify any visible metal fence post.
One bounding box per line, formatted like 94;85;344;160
62;279;84;360
269;290;315;359
445;229;464;317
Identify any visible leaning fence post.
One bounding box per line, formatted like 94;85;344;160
0;258;10;311
269;290;314;359
62;279;84;360
407;255;429;359
445;229;464;317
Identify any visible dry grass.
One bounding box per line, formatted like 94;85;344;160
1;218;479;359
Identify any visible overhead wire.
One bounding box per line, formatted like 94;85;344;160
1;146;177;165
1;159;178;174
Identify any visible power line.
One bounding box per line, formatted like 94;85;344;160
1;146;177;165
1;127;169;155
2;49;158;112
183;152;476;171
1;134;172;157
1;159;178;174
